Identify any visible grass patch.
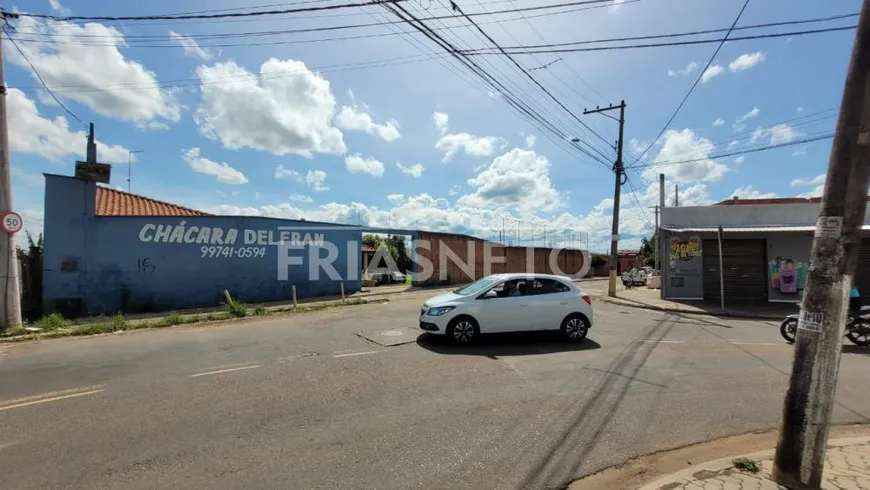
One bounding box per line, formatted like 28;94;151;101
225;299;248;318
158;312;185;327
733;457;761;473
1;326;27;337
35;313;68;331
108;313;128;332
252;304;269;316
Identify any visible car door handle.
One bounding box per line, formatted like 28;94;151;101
560;300;569;305
520;303;529;307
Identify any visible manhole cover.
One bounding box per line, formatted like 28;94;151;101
357;327;421;346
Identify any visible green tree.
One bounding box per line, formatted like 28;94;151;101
363;234;411;272
640;236;657;267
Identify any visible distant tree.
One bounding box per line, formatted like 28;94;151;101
363;234;411;272
640;236;657;267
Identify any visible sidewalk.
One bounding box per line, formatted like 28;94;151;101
598;286;798;320
639;436;870;490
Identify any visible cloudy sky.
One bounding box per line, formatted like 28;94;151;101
8;0;859;251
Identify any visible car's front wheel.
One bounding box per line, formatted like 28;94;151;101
447;316;479;345
561;314;589;342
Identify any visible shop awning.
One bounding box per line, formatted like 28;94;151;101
662;225;870;233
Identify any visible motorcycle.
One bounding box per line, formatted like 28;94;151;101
780;306;870;346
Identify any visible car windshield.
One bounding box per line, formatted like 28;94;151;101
454;276;502;296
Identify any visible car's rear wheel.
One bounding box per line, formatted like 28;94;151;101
561;314;589;342
447;316;479;345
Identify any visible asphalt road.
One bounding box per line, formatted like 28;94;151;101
2;285;869;490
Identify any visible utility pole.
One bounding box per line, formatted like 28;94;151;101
649;205;660;271
660;173;666;273
772;2;870;488
584;100;626;297
0;14;22;331
674;184;679;207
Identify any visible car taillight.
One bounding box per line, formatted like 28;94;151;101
581;294;592;305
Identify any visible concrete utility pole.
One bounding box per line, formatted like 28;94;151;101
649;205;660;270
584;100;626;297
660;173;666;273
674;184;679;207
0;16;23;330
772;2;870;487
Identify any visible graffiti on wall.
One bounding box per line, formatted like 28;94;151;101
138;222;326;259
670;236;702;263
770;256;807;295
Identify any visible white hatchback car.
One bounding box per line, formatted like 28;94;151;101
419;273;594;344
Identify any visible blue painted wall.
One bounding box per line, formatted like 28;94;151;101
43;175;363;316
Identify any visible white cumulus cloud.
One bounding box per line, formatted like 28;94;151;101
728;185;776;199
8;88;131;163
169;31;215;60
289;194;313;203
436;132;505;162
701;64;725;83
668;61;698;77
306;169;329;191
195;58;346;157
397;162;424;178
712;118;725;127
642;129;728;183
335;105;400;141
433;111;449;135
525;134;536;148
345;154;385;177
182;148;247;185
10;17;180;124
729;51;765;72
769;123;800;145
459;148;560;214
274;164;301;180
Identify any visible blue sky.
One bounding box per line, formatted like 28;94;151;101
7;0;860;251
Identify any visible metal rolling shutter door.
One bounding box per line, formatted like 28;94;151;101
702;239;768;303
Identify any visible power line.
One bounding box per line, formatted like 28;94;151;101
626;0;751;167
2;25;86;128
631;132;834;170
447;0;614;157
464;25;855;56
7;0;410;22
380;1;611;167
9;0;622;25
625;108;838;167
459;12;857;53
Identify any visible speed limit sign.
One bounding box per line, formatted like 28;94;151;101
1;212;23;235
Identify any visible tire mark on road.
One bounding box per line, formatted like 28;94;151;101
516;314;679;489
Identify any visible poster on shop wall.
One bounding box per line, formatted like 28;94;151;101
769;256;808;302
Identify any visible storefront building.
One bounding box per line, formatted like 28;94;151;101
659;196;870;304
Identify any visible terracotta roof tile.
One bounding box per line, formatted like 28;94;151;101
95;186;211;217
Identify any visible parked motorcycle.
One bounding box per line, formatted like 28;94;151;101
780;306;870;346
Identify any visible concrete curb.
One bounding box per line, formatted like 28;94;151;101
637;436;870;490
597;296;786;320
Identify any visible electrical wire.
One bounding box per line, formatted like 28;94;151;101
626;0;751;167
447;0;614;158
9;0;622;24
464;25;856;55
381;1;611;167
625;174;654;228
7;0;410;22
625;108;838;168
459;12;857;53
632;133;834;170
2;26;86;128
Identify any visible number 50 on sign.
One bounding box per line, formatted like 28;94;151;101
1;212;23;235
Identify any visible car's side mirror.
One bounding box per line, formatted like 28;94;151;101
482;290;498;299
